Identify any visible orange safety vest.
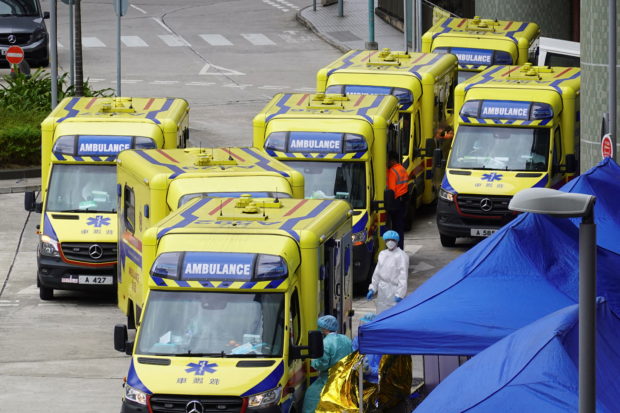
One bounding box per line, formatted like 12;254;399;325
387;163;408;199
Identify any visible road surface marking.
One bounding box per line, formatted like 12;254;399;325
200;34;233;46
131;4;147;14
82;37;106;48
122;36;149;47
410;261;434;274
199;63;245;76
159;34;190;47
241;33;276;46
150;80;180;85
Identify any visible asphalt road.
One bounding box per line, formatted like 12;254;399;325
0;1;473;411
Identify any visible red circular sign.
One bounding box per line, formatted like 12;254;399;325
602;134;613;159
5;45;24;65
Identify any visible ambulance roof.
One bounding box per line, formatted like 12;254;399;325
258;93;398;124
460;65;581;95
154;197;351;243
425;16;539;43
320;49;458;80
47;96;188;124
118;147;296;181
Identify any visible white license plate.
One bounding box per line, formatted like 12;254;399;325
79;275;113;285
471;228;497;237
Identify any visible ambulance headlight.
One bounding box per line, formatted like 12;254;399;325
247;386;282;408
124;383;147;405
39;235;60;257
352;230;367;245
439;187;455;203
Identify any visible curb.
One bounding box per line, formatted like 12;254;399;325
0;167;40;180
0;184;40;195
296;6;351;54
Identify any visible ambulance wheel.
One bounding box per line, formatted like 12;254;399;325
39;285;53;300
440;233;456;248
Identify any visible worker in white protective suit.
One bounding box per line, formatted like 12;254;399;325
367;230;409;314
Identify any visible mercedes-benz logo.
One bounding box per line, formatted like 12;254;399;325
480;198;493;212
89;244;103;260
186;400;204;413
7;34;16;44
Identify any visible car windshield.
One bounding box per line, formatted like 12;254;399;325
46;164;117;212
0;0;39;16
448;125;550;171
136;291;284;357
178;192;291;208
284;160;366;209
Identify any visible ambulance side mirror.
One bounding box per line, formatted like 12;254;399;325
114;324;133;355
24;191;41;213
290;330;324;360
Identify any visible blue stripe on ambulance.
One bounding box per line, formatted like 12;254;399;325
441;174;457;193
356;95;383;123
157;198;210;239
504;22;528;43
549;70;580;93
431;17;453;39
533;174;549;188
327;50;363;76
43;214;59;240
464;66;504;92
280;200;332;241
145;98;174;124
240;362;284;397
352;212;368;233
119;240;142;268
239;148;290;177
409;53;444;75
135;150;186;179
266;94;293;122
56;97;80;123
127;359;152;394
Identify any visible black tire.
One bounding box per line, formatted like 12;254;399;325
39;285;53;300
440;233;456;248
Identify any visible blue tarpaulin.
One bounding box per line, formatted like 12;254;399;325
414;299;620;413
358;159;620;356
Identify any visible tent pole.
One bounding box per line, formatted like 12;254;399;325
358;361;364;412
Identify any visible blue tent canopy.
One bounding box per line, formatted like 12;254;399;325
414;300;620;413
359;159;620;356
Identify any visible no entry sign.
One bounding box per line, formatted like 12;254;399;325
5;46;24;65
601;134;613;159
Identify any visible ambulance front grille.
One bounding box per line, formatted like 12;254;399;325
149;395;244;413
60;242;117;263
456;194;513;216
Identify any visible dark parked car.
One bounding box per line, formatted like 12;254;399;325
0;0;49;68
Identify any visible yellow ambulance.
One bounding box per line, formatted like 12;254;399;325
253;92;400;283
422;16;540;83
113;196;353;412
316;48;458;209
24;97;189;300
437;64;580;247
117;147;304;326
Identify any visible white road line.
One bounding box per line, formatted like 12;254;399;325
276;0;299;9
0;299;19;303
152;17;173;34
122;36;149;47
294;87;316;92
404;245;423;255
150;80;180;85
222;83;253;89
263;0;287;10
87;78;105;83
410;261;434;274
242;33;276;46
159;35;189;47
200;34;233;46
258;85;290;90
185;81;216;86
82;37;106;48
199;63;245;76
120;79;143;84
131;4;147;14
0;303;19;307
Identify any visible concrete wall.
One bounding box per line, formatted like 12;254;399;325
475;0;572;40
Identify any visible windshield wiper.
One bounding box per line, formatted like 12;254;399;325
56;209;116;213
173;351;226;358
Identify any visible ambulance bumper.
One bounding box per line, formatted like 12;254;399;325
37;255;116;292
436;198;513;238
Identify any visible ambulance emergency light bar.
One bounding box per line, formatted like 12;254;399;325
150;252;288;281
52;135;157;156
265;131;367;153
433;47;513;65
325;85;413;106
460;100;554;120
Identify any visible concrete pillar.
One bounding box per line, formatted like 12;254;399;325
475;0;571;39
581;0;620;170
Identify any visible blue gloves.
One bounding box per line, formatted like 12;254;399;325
366;290;375;300
394;296;402;303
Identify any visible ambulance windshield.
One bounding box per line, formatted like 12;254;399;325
136;291;285;357
448;126;550;171
284;161;366;209
46;164;117;212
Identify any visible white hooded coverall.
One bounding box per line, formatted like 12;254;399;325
369;247;409;313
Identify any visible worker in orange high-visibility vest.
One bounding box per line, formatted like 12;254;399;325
386;151;408;249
